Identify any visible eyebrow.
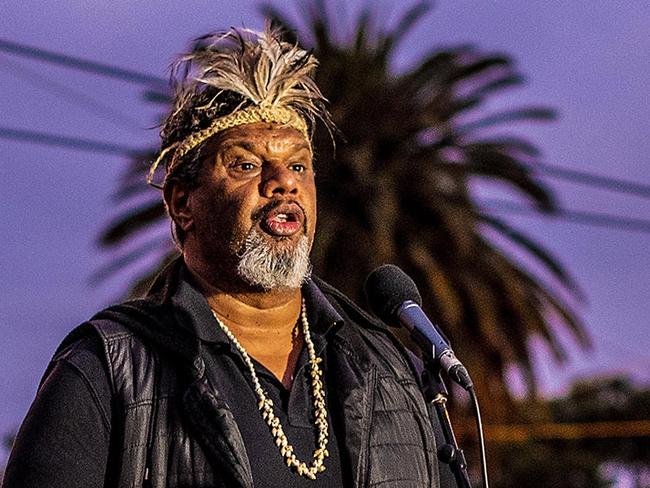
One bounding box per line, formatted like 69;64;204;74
219;140;311;152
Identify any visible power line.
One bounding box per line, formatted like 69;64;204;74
2;126;649;234
0;126;141;156
0;55;143;130
0;38;166;86
3;37;650;201
533;161;650;199
483;199;650;234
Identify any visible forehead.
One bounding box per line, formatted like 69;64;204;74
213;122;311;155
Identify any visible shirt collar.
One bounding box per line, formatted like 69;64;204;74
302;278;345;337
170;264;344;345
170;265;226;344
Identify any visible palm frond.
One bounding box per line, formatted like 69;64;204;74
457;107;557;134
463;73;525;100
127;250;179;298
99;201;166;246
467;137;541;157
463;145;555;211
91;235;172;284
446;55;512;85
479;214;583;296
379;1;431;56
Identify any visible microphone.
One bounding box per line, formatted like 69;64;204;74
364;264;474;390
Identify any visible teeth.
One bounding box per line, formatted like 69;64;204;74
276;213;288;222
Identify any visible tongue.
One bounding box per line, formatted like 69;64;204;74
265;215;301;236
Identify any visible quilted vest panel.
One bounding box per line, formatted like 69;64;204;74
94;320;220;488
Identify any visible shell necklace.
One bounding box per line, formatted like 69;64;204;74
210;299;329;479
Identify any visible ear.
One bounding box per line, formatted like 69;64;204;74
164;180;194;233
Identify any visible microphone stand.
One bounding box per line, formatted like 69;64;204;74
421;358;473;488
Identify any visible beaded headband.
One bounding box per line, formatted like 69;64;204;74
147;105;308;187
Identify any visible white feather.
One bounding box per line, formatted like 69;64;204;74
169;24;333;132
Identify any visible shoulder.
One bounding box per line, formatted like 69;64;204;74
51;323;109;381
49;299;159;384
53;299;187;406
311;275;385;331
312;276;422;382
52;301;151;372
33;326;115;432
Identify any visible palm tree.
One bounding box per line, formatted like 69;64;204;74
98;1;589;418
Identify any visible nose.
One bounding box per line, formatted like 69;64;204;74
260;163;298;198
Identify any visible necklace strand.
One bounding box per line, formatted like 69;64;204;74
211;299;329;479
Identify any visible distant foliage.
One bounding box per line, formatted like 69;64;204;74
493;377;650;488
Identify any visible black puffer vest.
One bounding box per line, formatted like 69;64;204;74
68;262;441;487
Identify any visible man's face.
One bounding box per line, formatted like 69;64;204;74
185;121;316;288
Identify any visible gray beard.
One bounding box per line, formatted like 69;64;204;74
235;229;312;290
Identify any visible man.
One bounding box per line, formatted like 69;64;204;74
4;25;452;487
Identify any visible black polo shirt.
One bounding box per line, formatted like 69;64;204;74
175;272;348;486
4;276;349;487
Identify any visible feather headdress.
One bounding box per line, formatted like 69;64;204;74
148;24;334;187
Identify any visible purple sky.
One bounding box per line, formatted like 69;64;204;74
1;0;649;467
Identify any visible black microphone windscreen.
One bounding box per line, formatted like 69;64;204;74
364;264;422;324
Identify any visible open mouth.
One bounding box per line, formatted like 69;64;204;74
260;203;305;237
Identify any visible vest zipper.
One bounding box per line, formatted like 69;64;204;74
143;352;160;487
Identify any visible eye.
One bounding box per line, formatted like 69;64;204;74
230;160;259;173
290;163;307;173
239;162;255;171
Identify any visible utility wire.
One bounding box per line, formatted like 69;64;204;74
0;55;143;130
0;126;141;156
2;127;649;234
0;38;166;86
482;199;650;234
532;161;650;199
2;37;650;199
